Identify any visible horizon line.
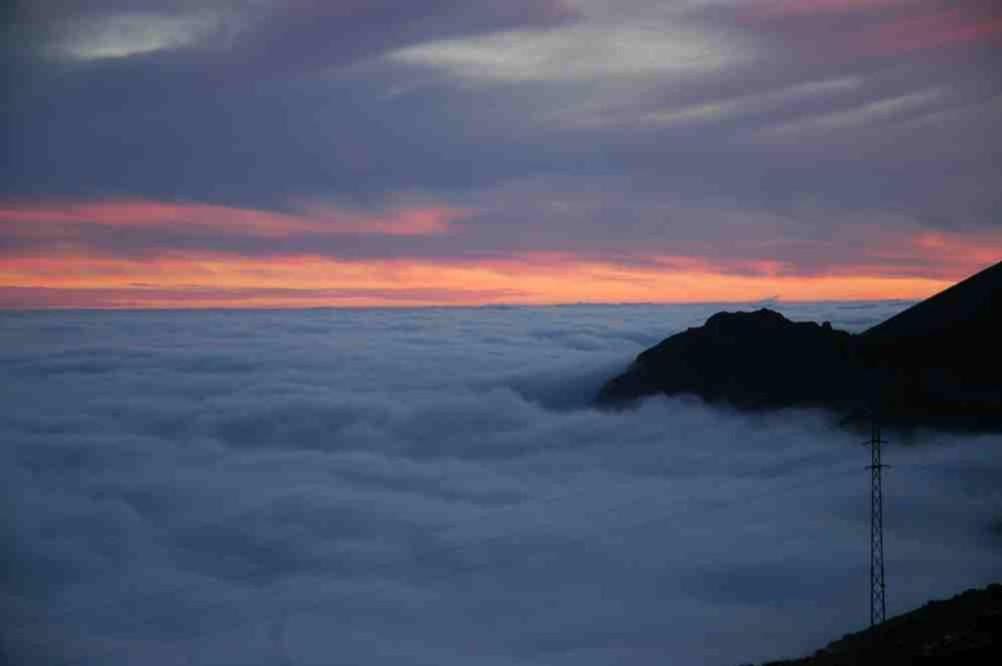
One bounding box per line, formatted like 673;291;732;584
0;296;920;314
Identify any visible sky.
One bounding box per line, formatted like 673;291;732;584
4;303;1001;665
2;0;1001;308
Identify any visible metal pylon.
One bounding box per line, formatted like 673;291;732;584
865;419;887;626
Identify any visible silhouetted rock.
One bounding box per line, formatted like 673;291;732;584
597;308;859;409
761;583;1002;665
597;261;1002;431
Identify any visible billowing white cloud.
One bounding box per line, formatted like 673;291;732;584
3;304;1001;665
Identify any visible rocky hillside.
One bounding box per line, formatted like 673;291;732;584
761;584;1002;665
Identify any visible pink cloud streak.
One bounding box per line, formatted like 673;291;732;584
858;8;1002;55
756;0;912;17
748;1;1002;57
0;198;468;239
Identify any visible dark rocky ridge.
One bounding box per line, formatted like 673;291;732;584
760;583;1002;665
598;308;859;410
597;261;1002;430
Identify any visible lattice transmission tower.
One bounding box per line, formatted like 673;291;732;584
865;418;888;626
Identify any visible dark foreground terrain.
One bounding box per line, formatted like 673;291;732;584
761;583;1002;665
598;261;1002;431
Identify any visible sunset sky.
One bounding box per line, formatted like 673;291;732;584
3;0;1001;308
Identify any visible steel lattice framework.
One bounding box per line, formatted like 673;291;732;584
866;419;887;626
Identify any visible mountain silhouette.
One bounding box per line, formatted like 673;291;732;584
597;261;1002;430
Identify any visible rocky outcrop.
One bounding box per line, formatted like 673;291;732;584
596;261;1002;430
597;308;860;410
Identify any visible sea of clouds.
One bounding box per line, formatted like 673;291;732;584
3;302;1001;666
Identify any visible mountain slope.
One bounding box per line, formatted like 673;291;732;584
861;260;1002;344
596;261;1002;430
762;584;1002;665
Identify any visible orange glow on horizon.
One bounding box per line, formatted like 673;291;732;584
2;198;999;309
0;250;972;309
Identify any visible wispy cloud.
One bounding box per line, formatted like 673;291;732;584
389;20;745;83
50;10;224;60
3;0;1000;307
621;76;865;128
754;0;913;18
3;188;1000;308
856;6;1002;55
745;0;1002;57
0;199;467;241
28;0;581;72
752;87;946;138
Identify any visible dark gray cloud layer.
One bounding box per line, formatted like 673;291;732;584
3;0;1001;274
3;303;1001;665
